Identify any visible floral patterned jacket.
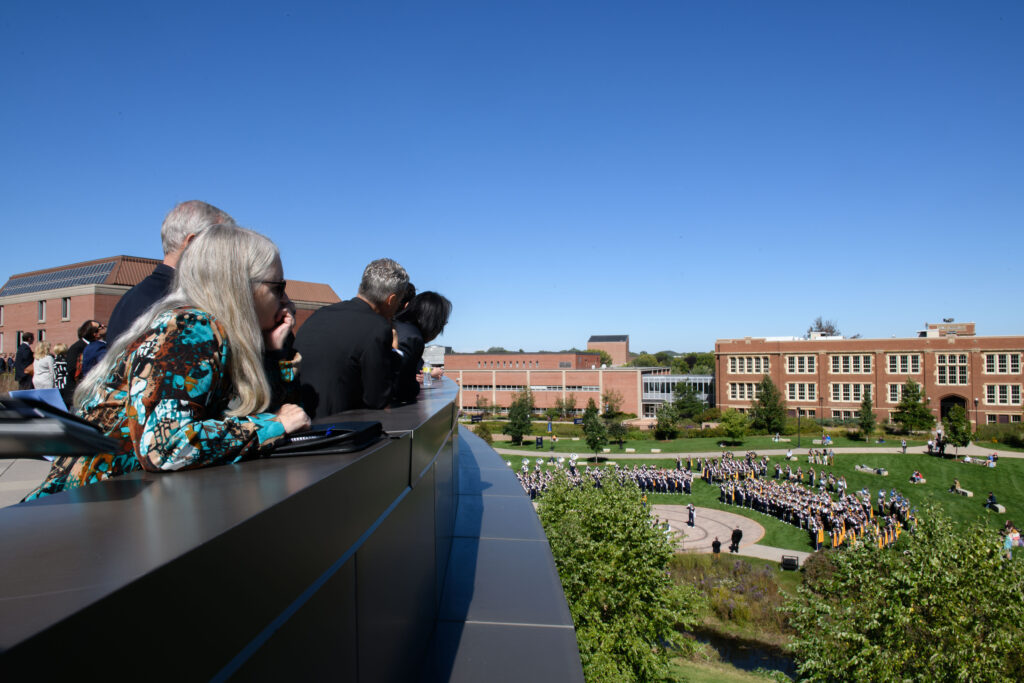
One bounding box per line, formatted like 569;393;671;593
25;307;299;500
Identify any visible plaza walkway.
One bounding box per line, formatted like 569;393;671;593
652;504;812;565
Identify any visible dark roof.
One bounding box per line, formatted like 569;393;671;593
588;335;628;343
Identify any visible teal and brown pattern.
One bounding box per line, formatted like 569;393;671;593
25;307;297;500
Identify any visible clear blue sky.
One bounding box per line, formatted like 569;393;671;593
2;2;1021;354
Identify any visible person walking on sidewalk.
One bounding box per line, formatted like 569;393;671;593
730;525;743;553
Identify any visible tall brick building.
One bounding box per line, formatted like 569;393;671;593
0;256;339;354
587;334;629;366
715;322;1024;428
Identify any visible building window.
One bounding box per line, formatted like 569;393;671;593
984;353;1021;375
786;355;815;374
831;383;872;402
0;305;4;326
61;297;71;320
887;354;921;374
936;353;968;385
38;329;46;342
38;300;46;323
787;383;816;401
830;354;872;374
728;356;770;374
729;382;759;401
887;384;904;404
558;361;571;368
985;384;1022;406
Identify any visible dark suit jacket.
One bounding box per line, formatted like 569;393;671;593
14;342;34;389
393;320;424;404
106;263;175;344
294;298;397;418
62;338;89;403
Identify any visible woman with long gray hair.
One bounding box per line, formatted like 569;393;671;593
25;224;310;499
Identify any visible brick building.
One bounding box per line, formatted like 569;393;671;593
445;347;712;419
0;256;340;354
715;322;1024;428
587;334;630;366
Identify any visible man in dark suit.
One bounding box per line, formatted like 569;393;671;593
106;200;235;344
14;332;35;390
62;319;100;405
295;258;410;418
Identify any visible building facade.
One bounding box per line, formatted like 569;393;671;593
587;334;629;366
446;348;712;418
715;323;1024;428
0;256;340;354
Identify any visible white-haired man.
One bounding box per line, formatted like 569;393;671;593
295;258;410;418
106;200;235;343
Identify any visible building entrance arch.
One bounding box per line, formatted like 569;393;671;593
939;395;967;420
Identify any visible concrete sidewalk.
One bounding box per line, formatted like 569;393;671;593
653;504;812;565
0;458;50;507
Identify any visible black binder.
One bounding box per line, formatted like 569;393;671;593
270;421;384;457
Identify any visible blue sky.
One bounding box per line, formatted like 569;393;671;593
2;2;1021;354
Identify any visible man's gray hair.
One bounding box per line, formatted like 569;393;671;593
160;200;236;256
358;258;410;307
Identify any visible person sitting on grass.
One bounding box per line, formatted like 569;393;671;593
949;478;961;493
985;492;999;510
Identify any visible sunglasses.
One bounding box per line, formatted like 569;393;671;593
259;280;288;298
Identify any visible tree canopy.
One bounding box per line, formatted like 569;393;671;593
943;404;972;453
858;392;876;438
582;398;608;455
502;388;533;445
749;375;786;434
653;402;679;440
673;382;705;421
787;506;1024;681
538;471;702;682
806;316;861;339
719;408;748;441
892;378;936;432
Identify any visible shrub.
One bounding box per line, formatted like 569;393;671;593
975;424;1024;448
473;422;492;445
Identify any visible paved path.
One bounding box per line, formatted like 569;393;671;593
495;441;1022;460
0;458;50;507
652;504;811;565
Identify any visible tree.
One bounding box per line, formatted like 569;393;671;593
607;420;628;449
673;382;705;421
806;316;841;337
476;395;491;417
486;346;509;353
602;389;623;416
628;353;659;367
858;392;876;439
503;389;533;445
787;505;1024;681
653;402;679;440
749;375;786;434
582;398;608;455
538;471;703;682
596;350;613;367
554;392;578;419
892;378;936;432
473;421;493;445
943;404;972;454
719;408;748;442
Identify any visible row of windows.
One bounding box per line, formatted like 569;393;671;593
986;385;1022;406
731;352;1023;379
985;353;1021;374
787;383;817;401
831;355;872;374
830;383;872;403
729;356;769;374
476;360;542;369
988;414;1023;424
0;301;72;327
462;384;602;393
565;385;600;392
462;384;527;392
787;355;816;374
728;383;760;400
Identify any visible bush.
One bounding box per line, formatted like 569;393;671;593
473;422;493;445
975;423;1024;448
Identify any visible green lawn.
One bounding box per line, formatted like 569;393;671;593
670;657;774;682
498;432;926;455
515;450;1024;550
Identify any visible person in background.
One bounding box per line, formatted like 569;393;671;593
393;291;452;403
106;200;235;344
63;320;101;404
51;343;69;396
32;341;56;389
24;225;310;500
295;258;410;418
79;323;108;378
14;332;35;390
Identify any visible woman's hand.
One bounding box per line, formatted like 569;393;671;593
276;403;311;433
264;303;296;351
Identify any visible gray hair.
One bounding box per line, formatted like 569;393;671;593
78;224;280;417
358;258;409;307
160;200;236;256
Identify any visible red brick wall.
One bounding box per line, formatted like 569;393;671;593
587;340;629;366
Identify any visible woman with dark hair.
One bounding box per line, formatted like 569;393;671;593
393;291;452;403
